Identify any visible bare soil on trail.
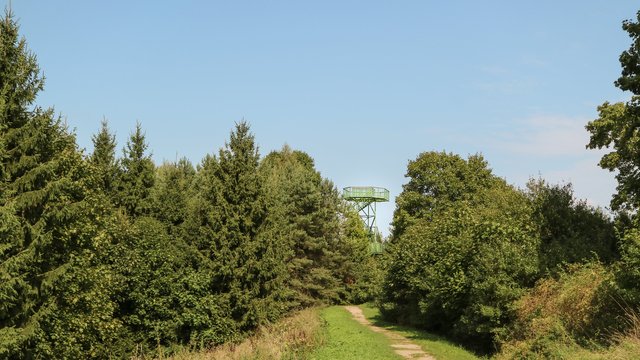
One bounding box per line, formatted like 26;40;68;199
343;306;436;360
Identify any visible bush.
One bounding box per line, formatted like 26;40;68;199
381;182;539;352
497;262;616;359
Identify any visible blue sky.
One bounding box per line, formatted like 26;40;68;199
8;1;639;235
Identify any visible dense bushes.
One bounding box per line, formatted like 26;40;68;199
380;151;619;354
382;152;540;352
496;263;615;359
527;180;618;274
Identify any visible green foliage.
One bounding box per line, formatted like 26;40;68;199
260;146;373;307
90;119;118;194
34;253;125;359
0;11;127;357
585;13;640;349
0;11;43;127
527;179;618;274
184;122;288;334
586;11;640;214
615;10;640;94
586;101;640;213
148;158;195;231
382;153;538;352
615;228;640;306
107;216;236;351
391;151;495;239
116;122;155;218
340;207;382;304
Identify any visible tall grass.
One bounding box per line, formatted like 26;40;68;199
148;308;322;360
495;262;640;359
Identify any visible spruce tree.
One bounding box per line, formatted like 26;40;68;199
116;122;155;218
185;122;287;333
0;12;122;358
90;118;118;194
261;146;369;307
149;157;195;231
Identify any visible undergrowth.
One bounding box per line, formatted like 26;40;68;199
142;308;322;360
496;262;640;359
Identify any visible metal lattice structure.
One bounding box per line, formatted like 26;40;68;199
343;186;389;254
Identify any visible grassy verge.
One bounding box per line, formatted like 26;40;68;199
309;306;403;360
359;303;481;360
161;307;322;360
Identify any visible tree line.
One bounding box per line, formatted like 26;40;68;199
0;12;375;358
377;9;640;357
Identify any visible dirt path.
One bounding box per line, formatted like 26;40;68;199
343;306;436;360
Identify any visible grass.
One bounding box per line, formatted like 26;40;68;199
309;306;403;360
359;303;481;360
159;307;322;360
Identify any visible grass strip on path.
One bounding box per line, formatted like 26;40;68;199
359;304;481;360
310;306;403;360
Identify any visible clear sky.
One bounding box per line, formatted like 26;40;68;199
7;1;639;235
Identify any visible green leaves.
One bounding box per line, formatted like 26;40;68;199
586;101;640;212
586;11;640;215
381;152;541;352
615;11;640;94
392;151;496;240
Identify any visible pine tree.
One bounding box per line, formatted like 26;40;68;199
116;122;155;218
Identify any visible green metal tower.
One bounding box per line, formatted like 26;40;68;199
342;186;389;254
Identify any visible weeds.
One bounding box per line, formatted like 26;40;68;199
141;308;323;360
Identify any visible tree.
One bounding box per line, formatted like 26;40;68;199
105;215;235;352
381;151;539;352
116;122;155;218
526;179;617;273
0;12;122;358
391;151;496;240
587;11;640;213
90;118;118;194
261;146;370;307
184;122;288;334
149;158;195;231
585;10;640;318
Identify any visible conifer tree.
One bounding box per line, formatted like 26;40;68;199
0;12;122;358
261;146;370;307
90;118;118;194
217;121;287;327
116;122;155;218
185;122;287;332
149;158;195;231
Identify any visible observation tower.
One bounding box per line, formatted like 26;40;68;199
343;186;389;254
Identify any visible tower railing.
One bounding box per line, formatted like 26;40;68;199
342;186;389;201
